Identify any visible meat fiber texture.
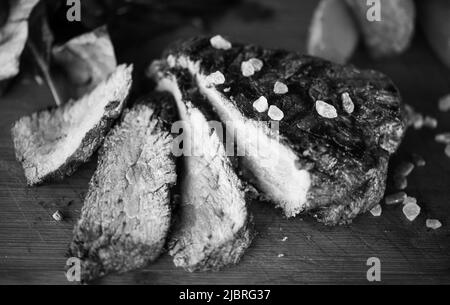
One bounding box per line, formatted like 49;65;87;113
151;66;253;271
153;36;406;225
69;95;177;282
11;64;133;186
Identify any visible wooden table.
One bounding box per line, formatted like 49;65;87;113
0;0;449;284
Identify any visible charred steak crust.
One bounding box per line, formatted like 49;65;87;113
69;97;177;282
158;37;406;225
11;64;132;186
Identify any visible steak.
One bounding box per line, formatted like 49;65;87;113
11;64;132;186
69;95;177;282
152;66;253;271
150;36;406;225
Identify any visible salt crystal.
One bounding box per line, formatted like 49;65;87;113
248;58;263;71
412;113;424;129
315;100;338;118
445;144;450;158
167;55;176;68
426;219;442;230
438;94;450;112
253;96;268;113
394;161;415;177
385;192;407;205
241;60;255;77
394;175;407;190
402;202;421;221
273;81;289;94
435;133;450;144
210;35;232;50
411;153;426;167
52;210;64;222
403;196;417;206
206;71;225;85
268;105;284;121
370;204;382;217
423;116;438;129
341;92;354;114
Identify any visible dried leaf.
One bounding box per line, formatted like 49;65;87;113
0;0;39;83
52;26;117;99
26;1;61;106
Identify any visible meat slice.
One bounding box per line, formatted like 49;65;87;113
69;95;177;282
152;36;406;225
152;67;252;271
11;64;132;186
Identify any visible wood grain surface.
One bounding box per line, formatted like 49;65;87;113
0;0;449;284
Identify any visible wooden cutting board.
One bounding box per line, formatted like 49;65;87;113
0;0;449;284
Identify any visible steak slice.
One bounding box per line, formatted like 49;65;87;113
151;36;406;225
152;67;252;271
11;64;132;186
69;95;177;282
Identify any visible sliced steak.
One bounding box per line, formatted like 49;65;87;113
11;64;132;186
150;36;406;225
153;67;252;271
69;95;177;282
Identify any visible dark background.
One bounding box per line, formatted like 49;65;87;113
0;0;449;284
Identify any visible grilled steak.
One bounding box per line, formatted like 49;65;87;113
11;64;132;186
150;36;406;225
152;66;253;271
69;95;177;282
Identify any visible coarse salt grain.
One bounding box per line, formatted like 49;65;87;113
253;96;268;113
52;210;64;222
426;219;442;230
402;202;421;221
394;175;407;190
445;144;450;158
273;81;289;94
341;92;354;114
248;58;263;71
268;105;284;121
423;116;438;129
370;204;382;217
435;133;450;144
206;71;225;85
315;100;338;118
210;35;232;50
167;55;176;68
241;60;255;77
403;196;417;206
385;192;407;205
438;94;450;112
394;161;415;177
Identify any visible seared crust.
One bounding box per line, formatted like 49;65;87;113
156;37;406;225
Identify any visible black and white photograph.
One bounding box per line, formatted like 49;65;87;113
0;0;449;289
